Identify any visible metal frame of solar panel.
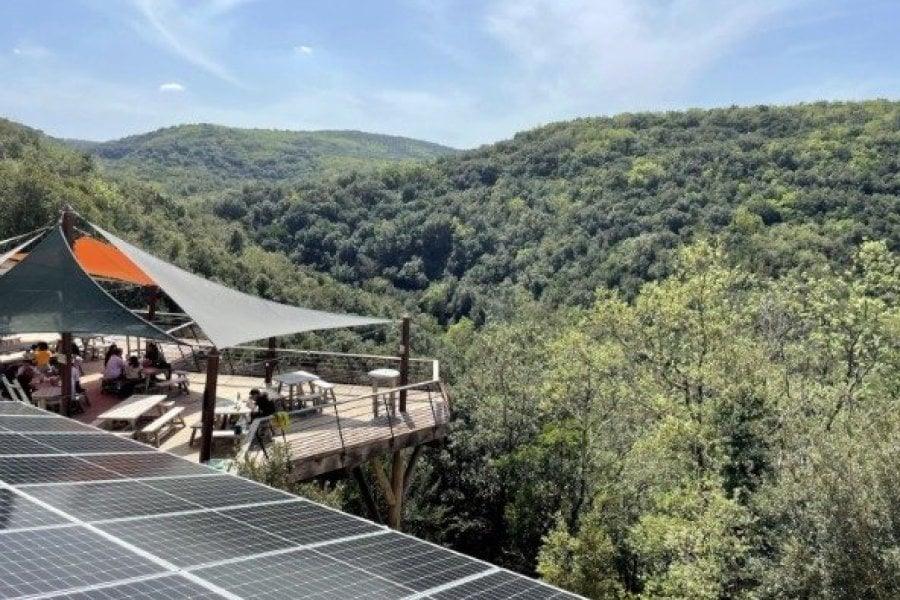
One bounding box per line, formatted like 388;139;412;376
0;401;583;599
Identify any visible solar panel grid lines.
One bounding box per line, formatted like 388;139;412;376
396;567;502;600
7;483;242;600
313;532;493;593
0;525;165;598
191;547;416;600
0;455;126;485
94;509;298;568
25;573;230;600
217;500;384;545
0;402;585;600
0;416;98;432
0;488;72;531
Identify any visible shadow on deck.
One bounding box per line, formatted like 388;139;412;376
243;380;450;481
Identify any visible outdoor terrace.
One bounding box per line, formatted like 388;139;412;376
74;344;450;480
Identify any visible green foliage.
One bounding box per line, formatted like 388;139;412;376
67;123;456;197
412;239;900;599
203;101;900;323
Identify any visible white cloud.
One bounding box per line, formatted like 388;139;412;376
484;0;796;112
128;0;249;86
294;45;313;55
158;82;186;92
11;43;51;59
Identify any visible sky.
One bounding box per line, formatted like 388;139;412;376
1;0;898;149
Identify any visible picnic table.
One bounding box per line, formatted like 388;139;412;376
32;385;62;411
215;398;252;428
272;370;318;403
96;394;168;431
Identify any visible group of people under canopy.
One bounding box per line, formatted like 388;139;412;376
100;341;171;397
3;339;86;403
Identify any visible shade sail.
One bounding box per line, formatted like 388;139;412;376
0;226;179;341
94;225;391;348
73;237;155;286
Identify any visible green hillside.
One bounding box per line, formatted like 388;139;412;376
5;102;900;599
64;123;456;196
220;100;900;323
0;117;415;350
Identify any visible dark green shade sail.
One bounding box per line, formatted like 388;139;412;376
0;226;177;341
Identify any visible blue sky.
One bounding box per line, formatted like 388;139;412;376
1;0;898;148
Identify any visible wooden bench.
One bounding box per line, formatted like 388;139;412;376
150;379;178;398
189;421;245;447
138;407;185;447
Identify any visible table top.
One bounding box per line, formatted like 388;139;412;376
97;394;167;421
273;370;317;385
32;386;61;399
369;368;401;379
215;399;252;416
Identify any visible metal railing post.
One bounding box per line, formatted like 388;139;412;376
382;394;396;445
332;402;346;455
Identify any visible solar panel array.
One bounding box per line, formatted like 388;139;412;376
0;402;582;599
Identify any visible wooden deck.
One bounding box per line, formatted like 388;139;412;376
266;382;450;480
76;369;449;478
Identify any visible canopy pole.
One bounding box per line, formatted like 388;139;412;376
265;337;276;385
60;206;76;415
398;315;410;413
147;285;160;321
199;348;220;463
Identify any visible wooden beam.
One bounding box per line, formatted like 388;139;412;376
351;466;382;524
146;285;160;322
389;450;404;528
60;206;76;416
398;316;410;412
265;336;276;384
369;457;396;507
199;348;220;463
402;445;424;499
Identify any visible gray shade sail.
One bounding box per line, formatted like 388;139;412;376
0;227;179;341
0;231;47;275
93;225;391;349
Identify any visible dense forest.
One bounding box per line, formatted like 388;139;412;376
62;123;456;197
4;100;900;598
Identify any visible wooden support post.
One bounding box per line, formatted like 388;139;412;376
147;285;160;322
60;206;76;415
351;466;383;524
402;445;424;498
389;450;404;528
199;348;220;463
265;336;276;385
399;316;410;412
370;453;409;529
369;456;399;528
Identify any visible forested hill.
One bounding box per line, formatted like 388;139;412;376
63;124;456;196
0;117;414;351
218;100;900;323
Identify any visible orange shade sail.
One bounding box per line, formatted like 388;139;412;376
73;237;155;286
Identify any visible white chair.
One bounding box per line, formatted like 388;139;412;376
1;375;27;402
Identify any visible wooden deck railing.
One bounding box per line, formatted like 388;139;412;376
239;379;450;471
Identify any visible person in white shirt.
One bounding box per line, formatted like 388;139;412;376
103;348;126;381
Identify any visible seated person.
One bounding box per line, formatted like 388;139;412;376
14;363;36;401
124;356;142;381
248;388;276;421
103;343;118;366
145;342;171;380
33;342;52;372
102;348;128;395
71;356;86;395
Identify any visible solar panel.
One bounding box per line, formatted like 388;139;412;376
0;415;98;432
0;488;71;530
0;401;582;599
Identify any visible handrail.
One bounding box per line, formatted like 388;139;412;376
240;379;450;467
